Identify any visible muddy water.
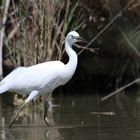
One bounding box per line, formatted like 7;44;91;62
0;92;140;140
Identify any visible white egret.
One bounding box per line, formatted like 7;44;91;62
0;31;85;128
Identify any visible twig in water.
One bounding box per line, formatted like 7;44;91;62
101;78;140;101
90;112;115;115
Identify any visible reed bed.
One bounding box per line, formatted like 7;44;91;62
2;0;85;68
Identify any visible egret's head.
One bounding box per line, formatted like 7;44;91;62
66;31;85;46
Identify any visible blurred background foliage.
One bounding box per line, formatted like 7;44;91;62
0;0;140;96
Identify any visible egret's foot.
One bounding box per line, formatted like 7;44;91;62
44;116;52;127
8;103;26;128
9;121;13;128
9;111;20;128
9;116;17;128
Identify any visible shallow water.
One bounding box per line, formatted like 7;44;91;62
0;92;140;140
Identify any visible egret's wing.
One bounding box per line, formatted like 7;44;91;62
2;61;63;84
0;61;65;93
28;61;64;71
9;61;65;91
0;67;27;93
1;67;27;84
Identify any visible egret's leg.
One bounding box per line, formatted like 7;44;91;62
44;93;52;127
9;90;39;128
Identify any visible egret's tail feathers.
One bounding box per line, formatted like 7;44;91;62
0;87;8;94
0;82;8;94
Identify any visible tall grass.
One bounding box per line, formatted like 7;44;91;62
4;0;85;67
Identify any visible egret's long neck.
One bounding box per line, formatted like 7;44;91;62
65;41;78;75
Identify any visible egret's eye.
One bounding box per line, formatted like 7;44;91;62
71;35;74;39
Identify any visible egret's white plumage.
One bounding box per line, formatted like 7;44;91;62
0;31;83;127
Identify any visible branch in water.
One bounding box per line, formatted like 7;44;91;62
101;78;140;101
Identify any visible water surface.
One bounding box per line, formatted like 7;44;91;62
0;92;140;140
